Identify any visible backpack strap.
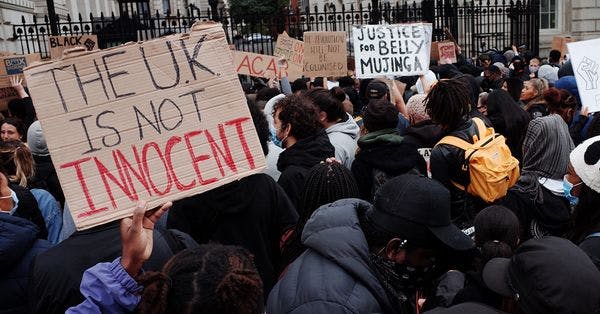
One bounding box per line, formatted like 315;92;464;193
436;135;472;151
585;232;600;239
472;117;487;140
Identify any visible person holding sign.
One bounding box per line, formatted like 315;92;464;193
68;201;265;314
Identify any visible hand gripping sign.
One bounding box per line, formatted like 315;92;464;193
24;22;266;230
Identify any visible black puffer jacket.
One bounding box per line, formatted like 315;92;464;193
0;214;51;313
277;130;335;209
403;120;444;149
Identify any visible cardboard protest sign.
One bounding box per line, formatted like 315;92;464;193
353;23;432;79
303;31;347;77
49;35;98;59
552;36;574;57
233;51;289;79
274;32;304;79
24;22;266;230
0;53;41;110
568;38;600;113
437;41;457;64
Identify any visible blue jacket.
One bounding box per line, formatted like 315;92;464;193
31;188;62;244
67;258;142;314
267;199;398;314
0;214;51;313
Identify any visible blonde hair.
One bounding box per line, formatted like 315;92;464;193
0;141;35;187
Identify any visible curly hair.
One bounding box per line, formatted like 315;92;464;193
272;95;323;141
424;78;471;129
137;244;263;314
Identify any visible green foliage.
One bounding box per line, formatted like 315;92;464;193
228;0;289;23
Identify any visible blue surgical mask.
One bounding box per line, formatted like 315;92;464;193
563;175;582;206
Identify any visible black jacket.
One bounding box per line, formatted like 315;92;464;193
352;128;426;201
277;130;335;209
167;173;298;295
0;214;51;314
403;120;444;149
11;184;47;240
499;185;571;241
29;221;197;313
29;154;65;208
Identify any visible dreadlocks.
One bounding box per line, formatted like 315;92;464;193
424;78;472;129
137;244;264;314
280;161;359;267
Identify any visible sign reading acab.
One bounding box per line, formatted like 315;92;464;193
48;34;98;59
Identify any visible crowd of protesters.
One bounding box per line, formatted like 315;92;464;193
2;41;600;314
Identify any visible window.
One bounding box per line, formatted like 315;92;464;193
163;0;172;14
540;0;558;29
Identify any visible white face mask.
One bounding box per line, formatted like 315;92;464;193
0;189;18;214
529;65;539;73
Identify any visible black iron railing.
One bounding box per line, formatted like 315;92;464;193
13;0;539;60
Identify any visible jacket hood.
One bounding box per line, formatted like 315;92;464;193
277;130;335;171
326;114;360;140
358;128;404;147
403;121;444;148
301;198;395;313
0;214;38;272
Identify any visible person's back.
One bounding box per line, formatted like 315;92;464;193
267;199;398;314
167;173;298;295
0;214;51;314
27;120;65;207
30;220;197;313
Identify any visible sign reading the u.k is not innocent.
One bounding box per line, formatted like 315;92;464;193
25;23;266;230
353;23;432;79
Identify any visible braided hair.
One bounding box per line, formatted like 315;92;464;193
280;161;359;267
424;79;471;130
137;244;263;314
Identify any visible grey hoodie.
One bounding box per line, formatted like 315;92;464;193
326;113;360;168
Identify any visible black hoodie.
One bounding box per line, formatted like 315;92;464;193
167;173;298;295
277;130;335;208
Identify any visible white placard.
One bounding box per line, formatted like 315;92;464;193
568;38;600;113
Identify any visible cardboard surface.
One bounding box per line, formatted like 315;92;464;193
353;23;432;78
437;41;457;64
0;53;41;110
49;35;99;59
303;31;347;77
274;32;304;80
24;23;266;230
568;38;600;113
552;36;574;57
233;51;289;79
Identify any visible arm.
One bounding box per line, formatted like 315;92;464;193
67;201;171;313
278;59;293;95
66;258;143;314
391;80;408;117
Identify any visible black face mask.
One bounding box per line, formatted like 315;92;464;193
369;252;437;297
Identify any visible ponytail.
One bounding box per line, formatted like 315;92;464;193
14;143;34;187
479;240;514;264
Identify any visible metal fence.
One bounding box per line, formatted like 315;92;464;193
13;0;539;60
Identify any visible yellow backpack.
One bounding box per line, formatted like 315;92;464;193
436;117;520;203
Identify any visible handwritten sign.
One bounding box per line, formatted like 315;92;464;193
274;32;304;79
353;23;432;78
49;35;98;59
437;41;457;64
24;23;266;230
568;38;600;113
0;53;41;110
233;51;288;79
303;31;347;77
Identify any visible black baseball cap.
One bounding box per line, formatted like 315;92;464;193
368;174;474;251
482;236;600;313
366;80;389;99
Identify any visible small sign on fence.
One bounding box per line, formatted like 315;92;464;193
303;31;347;77
353;23;432;78
25;22;266;230
437;41;457;64
48;35;99;59
568;38;600;113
